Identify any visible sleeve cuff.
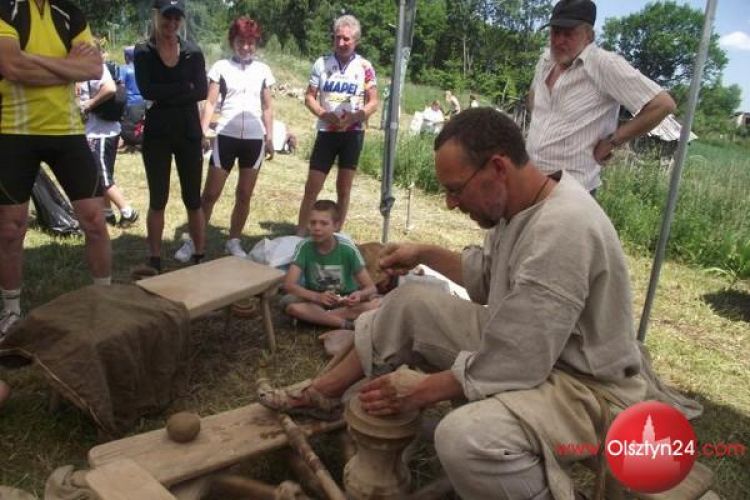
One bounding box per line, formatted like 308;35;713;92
450;350;484;401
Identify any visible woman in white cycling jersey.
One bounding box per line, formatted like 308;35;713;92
194;16;275;258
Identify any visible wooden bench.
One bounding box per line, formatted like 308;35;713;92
137;256;284;352
86;402;344;498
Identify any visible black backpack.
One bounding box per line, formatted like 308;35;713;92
88;61;127;122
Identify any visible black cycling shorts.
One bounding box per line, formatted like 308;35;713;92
88;135;119;189
209;135;264;172
0;134;102;205
309;130;365;174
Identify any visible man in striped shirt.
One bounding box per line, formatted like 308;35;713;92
527;0;676;194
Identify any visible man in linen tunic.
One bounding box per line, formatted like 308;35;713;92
264;108;680;499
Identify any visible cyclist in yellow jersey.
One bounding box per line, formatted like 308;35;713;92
0;0;111;337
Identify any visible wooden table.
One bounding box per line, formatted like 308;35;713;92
137;256;284;351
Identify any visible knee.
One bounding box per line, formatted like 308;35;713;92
434;409;481;471
201;188;219;207
0;216;27;246
77;210;108;238
382;283;444;319
182;196;201;211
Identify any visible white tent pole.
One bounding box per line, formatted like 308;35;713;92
638;0;719;342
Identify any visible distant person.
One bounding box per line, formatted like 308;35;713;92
295;14;378;236
527;0;675;194
282;200;379;330
469;94;479;108
0;0;111;336
134;0;208;272
444;90;461;118
119;45;146;151
197;16;274;258
78;61;139;228
421;100;445;134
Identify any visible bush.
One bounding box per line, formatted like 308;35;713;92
360;133;440;193
599;141;750;281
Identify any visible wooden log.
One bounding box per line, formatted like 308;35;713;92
257;379;346;500
284;450;326;499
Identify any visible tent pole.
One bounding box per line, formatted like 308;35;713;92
381;0;407;244
637;0;719;342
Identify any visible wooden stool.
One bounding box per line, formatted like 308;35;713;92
137;257;284;352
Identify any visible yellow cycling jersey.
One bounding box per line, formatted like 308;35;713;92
0;1;92;135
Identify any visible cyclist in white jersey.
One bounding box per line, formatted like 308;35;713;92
197;17;274;258
295;14;378;236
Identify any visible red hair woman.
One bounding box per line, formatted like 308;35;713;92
197;16;275;257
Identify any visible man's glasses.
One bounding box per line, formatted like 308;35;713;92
442;158;488;199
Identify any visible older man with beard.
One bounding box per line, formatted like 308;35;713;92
527;0;675;195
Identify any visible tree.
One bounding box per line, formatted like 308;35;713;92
600;1;727;89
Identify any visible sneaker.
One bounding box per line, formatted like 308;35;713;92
0;311;21;341
118;209;139;228
225;238;247;258
174;235;195;263
104;211;117;226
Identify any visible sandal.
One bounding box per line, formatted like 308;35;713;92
257;379;342;421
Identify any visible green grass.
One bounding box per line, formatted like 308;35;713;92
600;141;750;281
1;58;749;498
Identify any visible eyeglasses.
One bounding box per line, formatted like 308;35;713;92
442;158;488;199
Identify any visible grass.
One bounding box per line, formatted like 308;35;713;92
1;53;749;498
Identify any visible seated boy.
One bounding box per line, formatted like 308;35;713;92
282;200;379;330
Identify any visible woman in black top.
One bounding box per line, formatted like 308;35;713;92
134;0;207;272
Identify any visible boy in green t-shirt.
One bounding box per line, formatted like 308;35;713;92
282;200;379;329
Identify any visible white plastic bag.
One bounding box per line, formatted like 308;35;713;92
248;235;303;268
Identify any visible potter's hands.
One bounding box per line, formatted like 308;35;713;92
379;243;420;277
359;367;428;416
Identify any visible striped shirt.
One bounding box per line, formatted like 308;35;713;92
527;43;663;191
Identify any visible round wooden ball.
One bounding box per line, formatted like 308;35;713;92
166;412;201;443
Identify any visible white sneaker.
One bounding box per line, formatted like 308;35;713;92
174;235;195;263
0;310;21;341
225;238;247;258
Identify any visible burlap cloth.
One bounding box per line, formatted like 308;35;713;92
0;284;191;437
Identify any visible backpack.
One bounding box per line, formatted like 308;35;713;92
88;61;127;122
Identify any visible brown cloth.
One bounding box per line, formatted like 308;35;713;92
0;284;191;437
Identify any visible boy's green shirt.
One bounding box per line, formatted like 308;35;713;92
291;235;365;295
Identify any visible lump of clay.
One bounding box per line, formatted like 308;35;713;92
166;412;201;443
